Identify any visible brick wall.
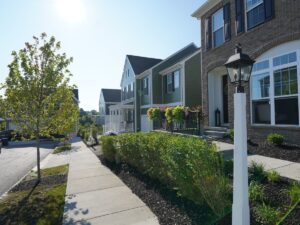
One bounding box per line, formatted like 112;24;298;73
200;0;300;144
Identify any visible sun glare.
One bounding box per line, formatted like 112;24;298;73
55;0;86;24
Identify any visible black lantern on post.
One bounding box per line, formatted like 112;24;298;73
224;44;255;93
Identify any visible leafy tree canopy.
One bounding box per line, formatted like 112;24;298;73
1;33;79;139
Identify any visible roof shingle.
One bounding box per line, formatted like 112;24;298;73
101;89;121;102
127;55;162;75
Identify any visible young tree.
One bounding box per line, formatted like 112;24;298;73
1;33;79;181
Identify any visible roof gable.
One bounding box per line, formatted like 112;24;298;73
101;89;121;103
127;55;162;75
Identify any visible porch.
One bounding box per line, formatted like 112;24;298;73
103;104;134;134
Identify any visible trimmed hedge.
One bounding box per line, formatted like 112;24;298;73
101;132;231;217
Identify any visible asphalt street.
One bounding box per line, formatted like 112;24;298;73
0;142;55;196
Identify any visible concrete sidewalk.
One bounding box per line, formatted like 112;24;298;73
214;141;300;181
63;138;159;225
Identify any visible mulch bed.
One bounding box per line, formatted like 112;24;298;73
99;156;219;225
216;137;300;163
11;174;67;192
99;154;300;225
281;202;300;225
248;140;300;163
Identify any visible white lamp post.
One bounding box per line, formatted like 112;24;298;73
224;44;255;225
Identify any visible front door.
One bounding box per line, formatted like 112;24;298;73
222;75;229;124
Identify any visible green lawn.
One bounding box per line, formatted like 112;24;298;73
53;143;72;154
0;165;68;225
41;164;69;177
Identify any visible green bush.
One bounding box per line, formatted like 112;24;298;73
229;129;234;140
249;162;267;183
267;133;284;146
249;181;264;202
254;203;280;225
101;136;118;162
267;170;280;183
287;182;300;205
101;132;231;217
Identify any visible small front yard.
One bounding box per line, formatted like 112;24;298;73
248;140;300;163
100;132;300;225
0;165;69;225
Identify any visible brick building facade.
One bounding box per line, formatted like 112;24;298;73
193;0;300;144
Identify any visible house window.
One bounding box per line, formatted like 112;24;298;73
273;52;297;67
251;50;299;126
174;70;180;89
246;0;264;29
167;74;174;93
251;72;271;124
274;66;298;124
212;8;224;48
124;87;127;100
252;60;269;73
252;72;270;99
274;66;298;96
246;0;274;30
143;77;149;95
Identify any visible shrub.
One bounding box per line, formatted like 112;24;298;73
267;133;284;146
287;182;300;205
249;181;264;202
267;170;280;183
224;160;233;177
249;162;267;183
101;136;118;162
172;106;185;123
101;132;231;217
254;203;280;225
229;129;234;140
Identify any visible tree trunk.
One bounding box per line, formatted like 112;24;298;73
36;137;41;182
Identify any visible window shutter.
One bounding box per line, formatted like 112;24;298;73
235;0;245;34
172;74;175;91
223;3;231;41
205;17;212;50
264;0;274;20
146;78;149;95
164;76;167;93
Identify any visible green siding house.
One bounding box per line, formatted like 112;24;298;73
135;43;202;132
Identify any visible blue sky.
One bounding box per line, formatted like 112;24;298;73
0;0;205;110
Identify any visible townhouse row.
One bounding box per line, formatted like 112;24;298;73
99;0;300;145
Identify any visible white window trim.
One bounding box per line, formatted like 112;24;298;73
250;50;300;127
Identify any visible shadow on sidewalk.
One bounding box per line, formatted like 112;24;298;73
63;194;91;225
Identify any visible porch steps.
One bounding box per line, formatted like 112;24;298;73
203;127;229;139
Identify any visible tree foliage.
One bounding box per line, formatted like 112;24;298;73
1;33;79;180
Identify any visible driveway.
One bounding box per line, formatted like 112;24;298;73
0;141;55;196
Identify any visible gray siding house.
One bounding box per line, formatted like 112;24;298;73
99;89;121;126
107;55;162;133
